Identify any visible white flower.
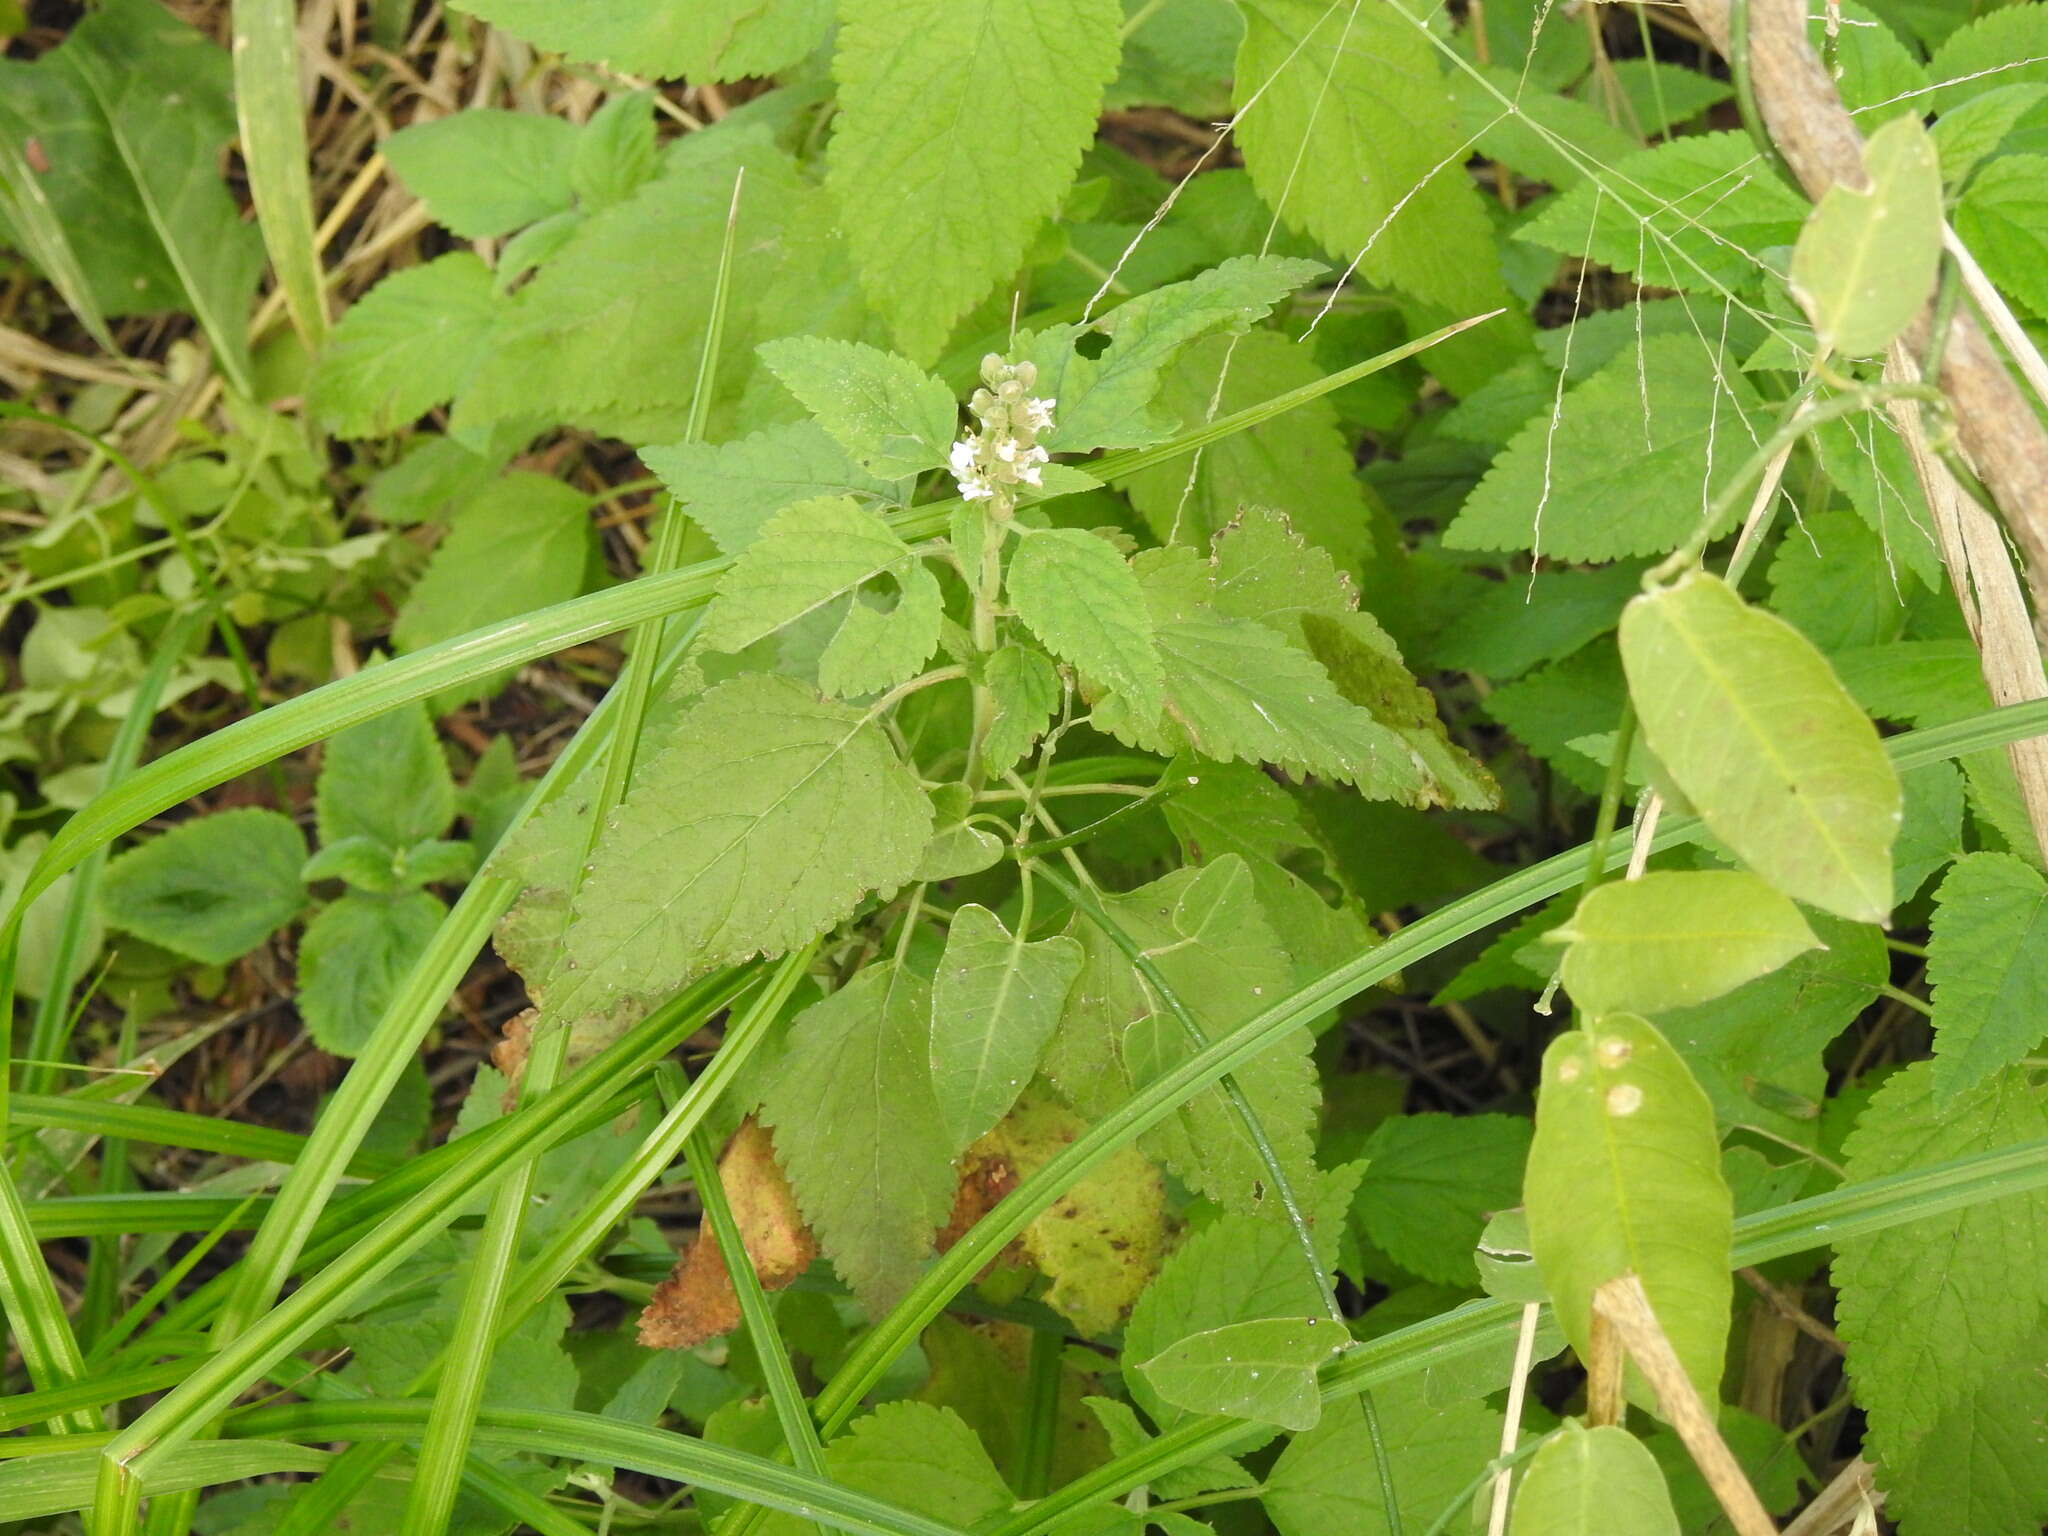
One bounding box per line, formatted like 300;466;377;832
949;438;979;477
1017;462;1044;487
960;478;993;500
1025;397;1056;432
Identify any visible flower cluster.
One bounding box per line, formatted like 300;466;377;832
948;354;1055;513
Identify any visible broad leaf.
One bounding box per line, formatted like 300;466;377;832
758;964;957;1310
1954;153;2048;320
384;110;578;238
447;0;833;81
643;421;901;557
1620;571;1902;922
1928;854;2048;1104
1008;527;1166;722
827;0;1123;359
1353;1113;1532;1286
565;674;931;998
100;809;308;966
1791;114;1943;357
1509;1423;1681;1536
1136;1317;1344;1431
311;253;499;439
317;700;456;856
980;645;1063;778
1557;871;1820;1018
1444;336;1770;562
1525;1013;1733;1412
298;890;445;1057
758;337;959;478
1263;1381;1503;1536
930;905;1084;1151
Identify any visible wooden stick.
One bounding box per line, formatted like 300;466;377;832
1593;1274;1779;1536
1781;1458;1881;1536
1585;1305;1625;1428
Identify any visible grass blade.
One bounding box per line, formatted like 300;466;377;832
231;0;328;347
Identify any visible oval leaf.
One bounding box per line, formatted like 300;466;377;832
1137;1317;1345;1431
1792;114;1945;358
1619;571;1901;922
1524;1013;1733;1413
1556;870;1821;1017
1509;1422;1681;1536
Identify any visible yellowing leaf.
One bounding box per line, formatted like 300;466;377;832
1620;571;1901;922
1556;871;1820;1018
1792;114;1944;357
1525;1014;1733;1414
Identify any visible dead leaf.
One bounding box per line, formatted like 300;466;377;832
638;1117;819;1349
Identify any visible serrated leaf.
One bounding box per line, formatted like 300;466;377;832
1086;1397;1255;1502
1137;1317;1343;1431
1023;255;1324;452
571;92;659;212
1353;1113;1532;1287
1954;153;2048;320
565;674;931;999
1928;4;2048;113
311;253;499;438
1234;0;1505;313
643;421;901;557
1877;1339;2048;1536
752;1401;1012;1536
758;964;957;1311
99;808;308;965
317;700;455;856
1526;1014;1733;1412
1927;854;2048;1104
826;0;1122;359
1792;114;1943;356
1557;871;1821;1018
1444;335;1770;562
1834;1062;2048;1507
980;644;1062;778
1509;1423;1681;1536
384;110;577;238
930;905;1084;1151
298;890;445;1057
1046;859;1318;1213
1263;1381;1504;1536
1620;571;1902;922
758;336;959;478
1519;132;1808;292
1007;527;1166;721
392;472;597;708
702;495;940;697
447;0;832;81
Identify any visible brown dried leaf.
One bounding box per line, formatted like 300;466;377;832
638;1117;820;1350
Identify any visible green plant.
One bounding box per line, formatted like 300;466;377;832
6;0;2048;1533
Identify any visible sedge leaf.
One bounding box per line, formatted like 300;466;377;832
1557;870;1821;1018
1525;1013;1733;1412
1791;113;1944;357
1621;571;1902;922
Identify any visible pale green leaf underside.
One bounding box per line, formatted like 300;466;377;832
1137;1317;1344;1431
1509;1423;1681;1536
1792;113;1944;357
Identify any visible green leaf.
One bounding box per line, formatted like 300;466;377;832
37;0;264;391
1007;528;1166;721
929;905;1084;1151
1353;1113;1532;1286
1136;1317;1343;1431
1931;83;2048;189
1834;1061;2048;1524
1954;153;2048;321
643;421;901;557
1234;0;1505;313
1046;858;1318;1213
565;674;932;1000
1023;255;1323;452
310;253;499;438
754;1401;1012;1536
701;495;941;697
1620;571;1902;922
1428;563;1643;682
1509;1422;1681;1536
980;644;1062;778
1114;330;1383;574
1928;4;2048;113
1444;335;1770;562
1811;406;1945;592
1525;1013;1734;1411
446;0;833;81
383;109;578;238
298;890;445;1057
1927;854;2048;1104
757;337;959;479
1556;871;1821;1018
758;964;957;1311
300;835;404;894
826;0;1123;359
99;808;308;965
572;92;660;212
1791;114;1944;357
391;472;598;708
1085;1396;1255;1503
317;699;455;855
1263;1381;1504;1536
1519;132;1808;292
